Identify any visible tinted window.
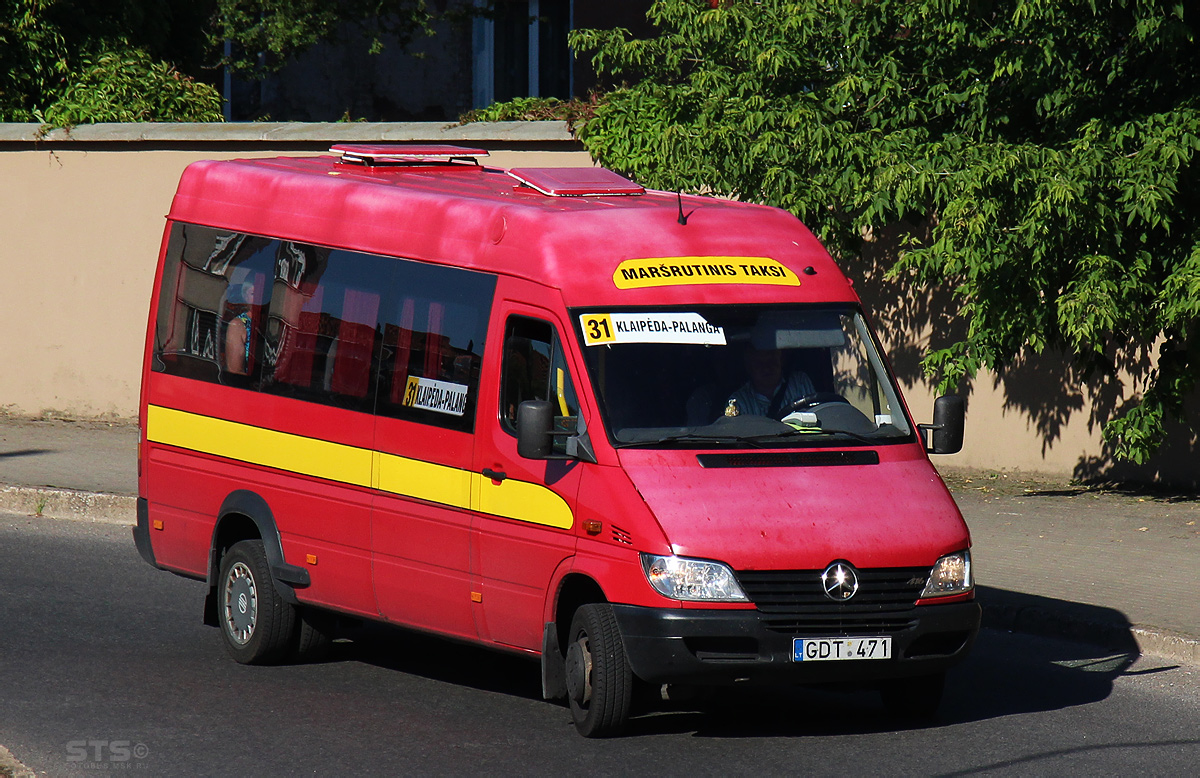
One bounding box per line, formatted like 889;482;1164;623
374;262;495;432
153;223;276;389
501;316;580;455
153;223;495;431
258;243;381;411
571;304;913;448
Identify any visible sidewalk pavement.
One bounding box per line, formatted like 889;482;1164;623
2;416;1197;665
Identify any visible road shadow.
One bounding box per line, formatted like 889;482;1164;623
627;585;1172;738
320;586;1179;739
327;621;544;701
0;448;53;460
975;585;1143;654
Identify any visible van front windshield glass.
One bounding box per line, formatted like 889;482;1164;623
572;305;913;448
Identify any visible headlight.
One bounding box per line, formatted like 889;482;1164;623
641;554;749;602
920;550;973;598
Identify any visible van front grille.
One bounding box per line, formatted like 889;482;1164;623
736;567;928;636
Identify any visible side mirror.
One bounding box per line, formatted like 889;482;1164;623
921;395;965;455
517;400;554;459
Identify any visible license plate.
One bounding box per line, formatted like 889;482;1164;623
793;636;892;661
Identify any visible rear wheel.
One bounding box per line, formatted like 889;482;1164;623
565;603;633;737
880;671;946;721
218;540;296;664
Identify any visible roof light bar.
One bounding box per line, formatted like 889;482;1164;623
507;167;645;197
332;144;489;166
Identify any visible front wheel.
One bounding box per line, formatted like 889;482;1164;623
564;604;633;737
218;539;297;665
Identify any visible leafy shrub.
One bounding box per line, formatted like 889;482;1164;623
40;44;223;126
460;95;604;131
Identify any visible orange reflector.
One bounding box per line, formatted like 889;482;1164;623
470;591;483;603
583;520;603;536
152;520;163;531
306;554;318;565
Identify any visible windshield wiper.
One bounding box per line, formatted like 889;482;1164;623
745;425;878;446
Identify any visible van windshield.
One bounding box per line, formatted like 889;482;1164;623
572;305;914;448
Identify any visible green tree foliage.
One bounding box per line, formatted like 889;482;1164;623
211;0;434;77
571;0;1200;463
41;45;224;124
459;95;602;127
1;0;437;123
1;0;220;122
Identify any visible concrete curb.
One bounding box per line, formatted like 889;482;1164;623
1130;627;1200;667
0;486;136;525
3;484;1197;668
0;745;35;778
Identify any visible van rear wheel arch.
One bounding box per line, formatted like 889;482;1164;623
207;490;309;602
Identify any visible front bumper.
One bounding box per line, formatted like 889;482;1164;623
612;600;980;685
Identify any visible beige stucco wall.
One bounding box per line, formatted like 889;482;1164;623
0;122;590;421
1;122;1193;485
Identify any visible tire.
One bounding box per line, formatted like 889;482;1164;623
880;671;946;721
564;603;633;737
293;607;334;663
218;540;297;665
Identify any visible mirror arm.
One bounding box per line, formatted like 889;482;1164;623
565;429;597;464
917;422;942;453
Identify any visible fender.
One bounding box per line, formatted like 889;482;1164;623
540;555;586;701
538;549;681;699
203;490;310;618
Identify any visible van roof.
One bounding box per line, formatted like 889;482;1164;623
168;147;858;308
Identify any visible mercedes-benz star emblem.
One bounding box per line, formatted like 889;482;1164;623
821;562;859;601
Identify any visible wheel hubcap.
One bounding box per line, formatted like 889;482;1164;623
565;635;593;706
223;561;257;645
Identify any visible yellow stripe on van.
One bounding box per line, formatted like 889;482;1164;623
147;405;374;487
473;473;573;529
374;450;472;510
146;405;573;530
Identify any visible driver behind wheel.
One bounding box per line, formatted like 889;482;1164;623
725;345;815;417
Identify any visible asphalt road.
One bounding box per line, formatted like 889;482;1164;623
2;513;1199;776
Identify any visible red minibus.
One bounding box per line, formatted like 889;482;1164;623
135;144;978;736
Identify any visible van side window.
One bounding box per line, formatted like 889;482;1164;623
374;262;495;433
153;223;275;387
501;316;580;454
153;223;495;430
259;244;384;411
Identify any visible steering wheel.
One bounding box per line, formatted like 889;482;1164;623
773;392;849;420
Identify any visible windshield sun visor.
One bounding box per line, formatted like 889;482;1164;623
750;310;847;350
